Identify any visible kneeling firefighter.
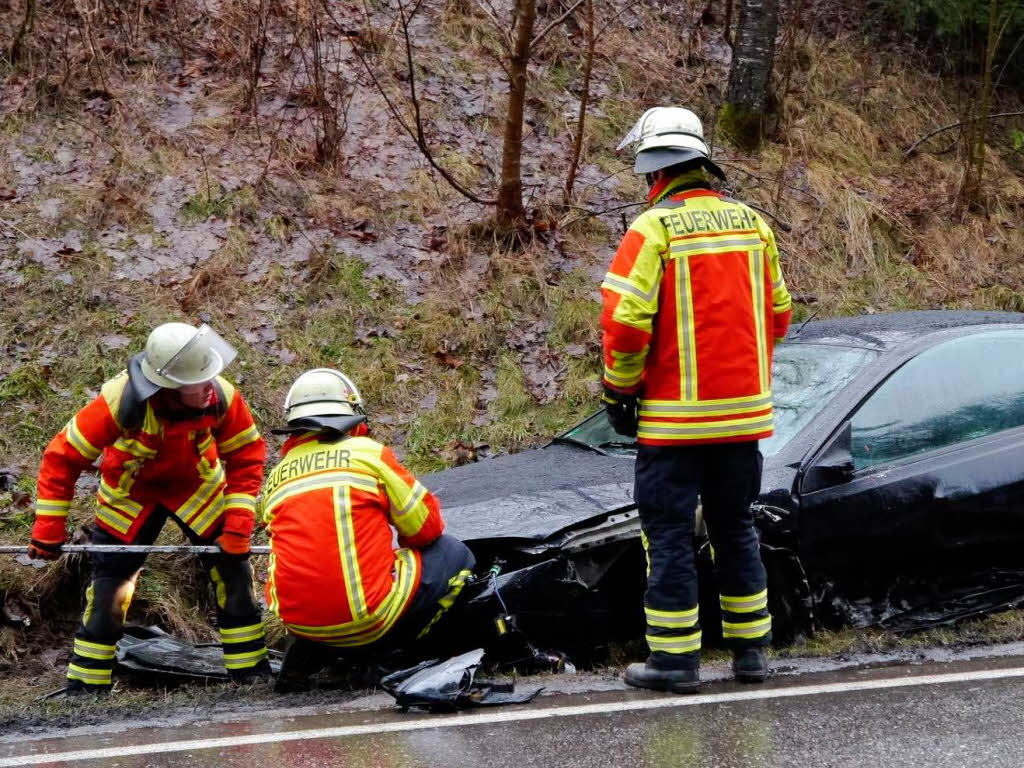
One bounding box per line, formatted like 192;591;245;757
262;369;476;692
29;323;271;694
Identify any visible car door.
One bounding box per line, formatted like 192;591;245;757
797;329;1024;591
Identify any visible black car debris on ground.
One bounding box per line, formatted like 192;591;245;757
425;311;1024;664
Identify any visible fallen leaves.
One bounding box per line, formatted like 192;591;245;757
440;440;490;466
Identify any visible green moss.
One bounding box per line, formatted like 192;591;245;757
718;102;766;152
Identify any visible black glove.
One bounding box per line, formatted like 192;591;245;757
28;538;63;561
603;389;638;437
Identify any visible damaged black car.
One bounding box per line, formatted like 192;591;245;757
425;311;1024;663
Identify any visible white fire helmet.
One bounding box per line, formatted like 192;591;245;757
140;323;236;391
283;368;364;423
617;106;724;178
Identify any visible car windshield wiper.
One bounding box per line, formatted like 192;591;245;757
550;436;609;456
597;440;638;450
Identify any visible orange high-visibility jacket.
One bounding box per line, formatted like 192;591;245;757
601;181;793;446
261;432;444;647
32;371;266;545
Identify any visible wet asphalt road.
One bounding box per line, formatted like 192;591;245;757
7;655;1024;768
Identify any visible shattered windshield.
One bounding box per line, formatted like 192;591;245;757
560;343;878;457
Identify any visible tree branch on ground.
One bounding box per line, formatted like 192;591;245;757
903;112;1024;159
335;1;497;205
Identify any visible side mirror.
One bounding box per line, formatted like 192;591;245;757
803;421;855;493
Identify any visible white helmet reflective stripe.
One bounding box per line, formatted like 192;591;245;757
284;368;364;423
140;323;237;390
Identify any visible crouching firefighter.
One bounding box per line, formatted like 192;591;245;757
262;369;476;693
603;107;793;693
29;323;270;694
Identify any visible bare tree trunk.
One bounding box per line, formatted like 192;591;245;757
496;0;537;227
960;0;999;209
720;0;779;150
563;0;594;206
8;0;37;65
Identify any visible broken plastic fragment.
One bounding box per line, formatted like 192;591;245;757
380;648;542;711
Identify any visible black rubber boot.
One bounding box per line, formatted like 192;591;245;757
732;647;768;683
624;662;700;694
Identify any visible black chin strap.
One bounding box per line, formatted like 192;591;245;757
271;414;368;436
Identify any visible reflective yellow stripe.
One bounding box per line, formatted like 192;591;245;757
219;424;260;454
602;273;658;303
678;254;697;401
112;436;158;460
669;235;763;255
646;631;702;654
638;413;774;440
645;606;699;628
393;482;427;518
178;463;226;523
73;639;116;660
66;417;101;461
223;493;257;512
722;616;772;639
603;365;641;388
750;249;769;393
95;502;136;534
640;394;773;417
67;664;112;684
264;471;380;515
36;499;71;517
220;625;264;644
189;494;226;537
721;589;768;613
335;486;368;619
98;481;144;514
223;648;268;669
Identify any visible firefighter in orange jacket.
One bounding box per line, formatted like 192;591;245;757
262;368;475;693
604;108;793;693
29;323;270;694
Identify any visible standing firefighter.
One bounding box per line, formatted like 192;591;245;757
262;369;475;693
29;323;270;694
603;107;792;692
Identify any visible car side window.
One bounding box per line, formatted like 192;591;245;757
850;331;1024;470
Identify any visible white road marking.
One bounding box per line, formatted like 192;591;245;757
6;666;1024;766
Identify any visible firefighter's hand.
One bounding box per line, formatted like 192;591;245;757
603;389;638;437
28;538;63;561
217;530;251;558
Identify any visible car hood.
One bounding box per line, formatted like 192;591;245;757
423;443;636;542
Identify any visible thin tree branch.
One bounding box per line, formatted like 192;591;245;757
472;0;514;53
595;0;644;38
903;111;1024;159
341;1;496;205
531;0;586;48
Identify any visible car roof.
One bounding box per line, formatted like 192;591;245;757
786;310;1024;351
